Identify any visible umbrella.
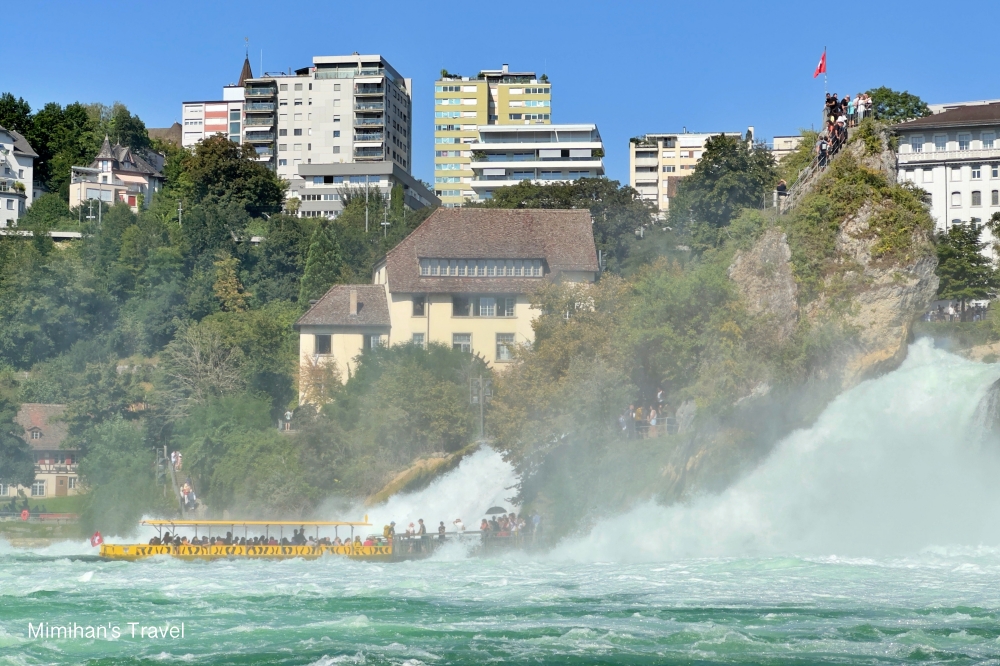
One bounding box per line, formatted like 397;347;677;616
485;506;507;515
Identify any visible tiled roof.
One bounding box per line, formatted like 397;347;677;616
384;208;598;294
14;404;71;451
295;285;390;328
0;125;38;158
92;136;164;178
895;103;1000;130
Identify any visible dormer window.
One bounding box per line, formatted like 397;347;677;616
30;430;41;440
420;258;543;277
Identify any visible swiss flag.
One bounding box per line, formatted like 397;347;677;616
813;50;827;78
90;531;103;547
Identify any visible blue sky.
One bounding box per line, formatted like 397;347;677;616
8;0;999;184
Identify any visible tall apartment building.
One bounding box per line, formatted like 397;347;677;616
434;65;551;206
629;130;748;212
468;124;604;201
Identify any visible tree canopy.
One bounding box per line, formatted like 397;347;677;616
936;222;998;316
865;86;931;123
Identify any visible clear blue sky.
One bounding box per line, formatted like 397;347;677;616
9;0;999;184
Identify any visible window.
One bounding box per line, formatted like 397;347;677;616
983;132;996;149
294;128;302;136
293;144;302;151
315;335;331;355
496;333;516;362
910;136;923;153
6;200;12;210
278;129;288;137
293;83;302;92
412;295;425;316
952;168;962;182
294;113;303;120
68;478;77;490
333;130;340;137
333;146;340;154
279;144;287;151
959;133;971;151
993;190;999;206
662;165;676;173
412;333;425;348
278;159;287;166
479;297;496;317
904;170;915;182
951;191;962;207
923;169;933;183
935;135;948;151
31;430;41;440
307;144;311;151
452;333;471;353
31;481;45;497
994;165;1000;179
333;115;340;122
0;483;5;496
334;84;341;91
973;191;982;206
973;166;982;179
279;84;288;91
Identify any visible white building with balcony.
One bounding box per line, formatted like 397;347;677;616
895;102;1000;240
0;125;36;228
467;124;604;201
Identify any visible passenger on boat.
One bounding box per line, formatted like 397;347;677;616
148;536;161;545
480;519;489;532
453;518;465;532
333;536;342;546
406;523;415;537
353;536;362;546
417;519;427;537
362;536;374;546
438;522;446;539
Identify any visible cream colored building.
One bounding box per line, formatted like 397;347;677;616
69;137;164;213
0;125;37;228
294;208;598;397
629;130;748;212
434;65;552;206
1;404;80;500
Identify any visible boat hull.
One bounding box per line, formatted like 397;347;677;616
99;543;394;562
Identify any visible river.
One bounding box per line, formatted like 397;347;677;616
4;340;1000;664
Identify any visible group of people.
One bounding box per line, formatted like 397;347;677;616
180;480;197;511
620;389;671;438
924;302;989;323
148;528;370;548
825;92;872;128
478;512;531;537
170;450;183;471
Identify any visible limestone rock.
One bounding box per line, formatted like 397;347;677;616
728;229;798;343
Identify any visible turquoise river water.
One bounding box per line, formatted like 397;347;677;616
5;341;1000;665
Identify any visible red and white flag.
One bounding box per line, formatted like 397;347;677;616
90;531;103;547
813;49;827;78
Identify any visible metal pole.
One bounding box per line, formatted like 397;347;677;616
479;374;485;440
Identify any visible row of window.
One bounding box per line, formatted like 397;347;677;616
435;150;471;158
950;190;1000;207
438;189;464;197
509;100;550;108
419;258;544;277
0;480;74;497
509;113;550;121
908;133;997;153
300;193;341;201
435;85;478;93
435;111;479;119
315;332;517;361
435;124;478;132
511;87;550;95
902;165;1000;185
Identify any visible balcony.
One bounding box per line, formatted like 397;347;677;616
355;102;385;111
244;116;275;126
354;132;384;142
633;157;658;167
354;117;384;127
245;132;275;142
35;463;78;474
354;147;385;160
252;150;274;159
355;85;384;96
245;87;276;98
245;102;275;112
897;146;1000;164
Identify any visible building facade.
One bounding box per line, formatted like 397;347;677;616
467;124;604;201
241;54;411;185
629;130;747;211
895;102;1000;242
181;58;252;148
69;138;164;213
0;125;37;228
434;65;552;206
0;404;79;500
771;135;805;162
293;161;438;219
294;208;598;397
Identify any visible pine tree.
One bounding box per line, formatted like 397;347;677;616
936;222;999;319
0;381;33;489
299;223;344;303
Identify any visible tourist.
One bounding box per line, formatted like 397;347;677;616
453;518;465;532
362;535;374;546
417;519;427;537
438;521;446;539
480;518;489;532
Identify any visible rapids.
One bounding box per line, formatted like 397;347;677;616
5;340;1000;664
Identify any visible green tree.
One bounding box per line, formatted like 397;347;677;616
0;377;33;489
185;135;285;216
936;222;999;318
668;134;777;249
0;92;32;136
299;222;344;303
28;102;100;196
865;87;931;123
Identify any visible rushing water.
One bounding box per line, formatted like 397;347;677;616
5;340;1000;665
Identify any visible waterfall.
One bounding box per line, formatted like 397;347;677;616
556;339;1000;560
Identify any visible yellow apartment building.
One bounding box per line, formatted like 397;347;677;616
434;64;551;206
294;208;598;398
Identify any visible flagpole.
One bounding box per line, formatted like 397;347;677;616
824;46;828;96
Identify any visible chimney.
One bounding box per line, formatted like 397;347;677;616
349;289;358;316
502;63;508;74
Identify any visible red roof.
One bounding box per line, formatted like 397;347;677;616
15;404;71;451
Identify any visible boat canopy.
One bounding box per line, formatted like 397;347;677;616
141;519;371;527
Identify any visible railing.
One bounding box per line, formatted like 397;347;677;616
35;463;78;473
245;88;276;97
244;116;275;126
779;127;852;214
633;417;679;439
354;117;384;126
355;102;384;111
245;132;275;142
898;147;1000;164
354;133;384;142
355;86;384;96
353;148;384;160
253;150;274;158
245;102;275;112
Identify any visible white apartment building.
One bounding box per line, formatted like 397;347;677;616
243;54;411;186
629;130;747;212
895;102;1000;244
0;125;36;228
294;161;438;219
466;124;604;201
